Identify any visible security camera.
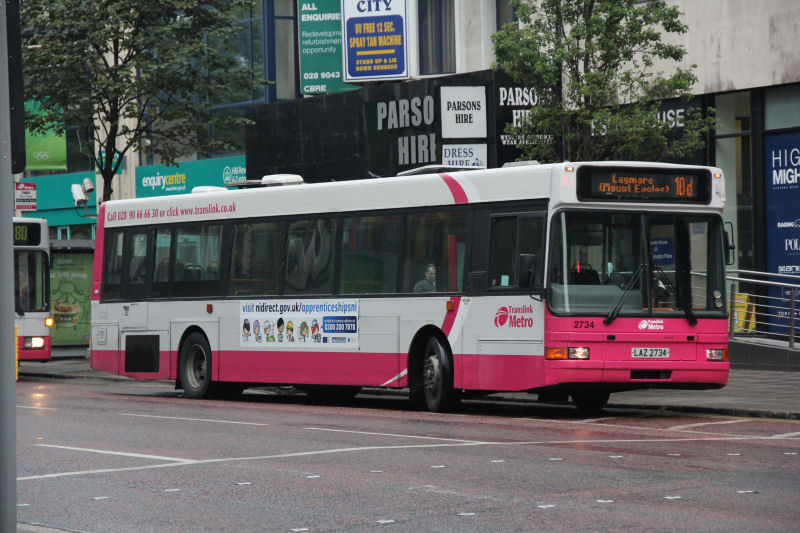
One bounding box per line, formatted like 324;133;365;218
82;177;95;194
71;183;88;207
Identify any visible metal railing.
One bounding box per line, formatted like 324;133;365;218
727;269;800;349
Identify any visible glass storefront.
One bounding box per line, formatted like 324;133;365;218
715;91;753;271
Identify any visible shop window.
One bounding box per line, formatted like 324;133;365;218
497;0;516;29
714;91;753;271
765;84;800;130
419;0;455;75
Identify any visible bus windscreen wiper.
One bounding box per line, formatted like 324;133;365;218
653;265;697;326
604;263;643;325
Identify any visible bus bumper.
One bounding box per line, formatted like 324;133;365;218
17;335;51;362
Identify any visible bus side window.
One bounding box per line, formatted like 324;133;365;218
173;224;224;297
151;228;172;298
340;214;402;294
284;218;335;295
404;209;467;293
488;214;544;289
123;231;150;299
101;230;124;300
229;221;281;296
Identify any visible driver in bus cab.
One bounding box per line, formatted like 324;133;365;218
413;263;437;292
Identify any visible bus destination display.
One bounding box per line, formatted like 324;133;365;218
13;222;42;246
577;167;711;203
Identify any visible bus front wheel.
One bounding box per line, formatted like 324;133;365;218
571;391;610;414
179;332;212;399
421;337;460;412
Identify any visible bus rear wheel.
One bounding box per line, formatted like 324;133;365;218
421;337;460;412
179;332;212;399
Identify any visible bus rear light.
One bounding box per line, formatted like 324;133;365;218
706;349;728;361
45;317;54;327
24;337;45;349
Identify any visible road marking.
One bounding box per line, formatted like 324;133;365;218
120;412;271;427
17;405;59;411
771;431;800;438
305;426;483;443
19;434;795;482
36;444;192;462
667;420;747;431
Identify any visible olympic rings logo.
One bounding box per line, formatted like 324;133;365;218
33;151;52;160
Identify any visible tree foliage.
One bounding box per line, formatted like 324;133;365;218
492;0;714;163
22;0;260;201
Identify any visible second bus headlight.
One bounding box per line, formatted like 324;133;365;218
568;347;591;360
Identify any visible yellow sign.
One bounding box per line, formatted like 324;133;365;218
731;292;755;333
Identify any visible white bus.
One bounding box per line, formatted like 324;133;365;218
90;162;730;412
14;217;53;361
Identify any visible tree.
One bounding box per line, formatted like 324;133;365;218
22;0;260;201
492;0;714;163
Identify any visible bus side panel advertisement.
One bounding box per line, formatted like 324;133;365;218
240;299;359;348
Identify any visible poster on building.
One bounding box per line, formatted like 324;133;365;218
15;182;37;211
440;86;487;139
341;0;408;82
25;99;67;171
239;299;358;348
50;252;92;346
764;131;800;333
298;0;359;94
135;156;246;197
442;144;487;167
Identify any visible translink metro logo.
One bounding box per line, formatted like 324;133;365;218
494;305;534;328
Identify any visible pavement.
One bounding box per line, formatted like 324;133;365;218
17;347;800;420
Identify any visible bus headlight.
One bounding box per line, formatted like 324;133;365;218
706;349;728;361
24;337;45;349
45;317;54;327
568;347;591;360
546;347;590;360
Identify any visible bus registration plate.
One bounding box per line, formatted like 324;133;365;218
631;347;669;358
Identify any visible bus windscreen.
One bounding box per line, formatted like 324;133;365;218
577;167;711;203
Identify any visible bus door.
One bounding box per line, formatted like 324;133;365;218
464;209;546;390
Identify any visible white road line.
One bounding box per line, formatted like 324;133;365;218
305;427;482;443
668;420;747;431
36;444;193;462
770;431;800;438
17;405;59;411
120;412;270;426
20;434;798;482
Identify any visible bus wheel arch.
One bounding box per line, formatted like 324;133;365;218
177;328;213;399
407;326;460;412
571;389;611;414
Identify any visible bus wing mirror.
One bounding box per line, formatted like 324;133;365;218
723;222;736;266
518;253;537;288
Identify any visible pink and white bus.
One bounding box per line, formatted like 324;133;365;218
90;161;730;412
15;217;53;362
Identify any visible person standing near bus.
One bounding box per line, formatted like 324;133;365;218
413;263;437;292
